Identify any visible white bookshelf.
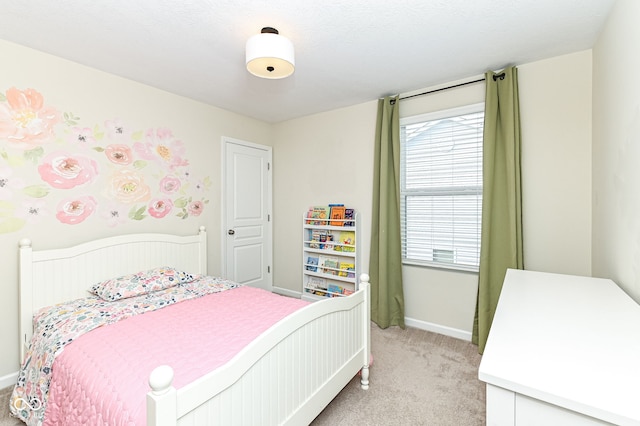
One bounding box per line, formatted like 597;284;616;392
302;210;360;302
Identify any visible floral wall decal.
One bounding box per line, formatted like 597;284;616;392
38;152;99;189
0;87;60;149
0;87;211;234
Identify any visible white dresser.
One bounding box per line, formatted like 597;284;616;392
479;269;640;425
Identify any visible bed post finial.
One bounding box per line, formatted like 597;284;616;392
199;225;206;233
149;365;174;395
19;238;32;248
148;365;177;425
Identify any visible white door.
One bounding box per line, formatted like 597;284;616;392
223;137;272;291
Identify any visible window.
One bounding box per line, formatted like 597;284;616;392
400;103;484;271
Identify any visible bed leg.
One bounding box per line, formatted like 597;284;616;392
360;365;370;390
147;365;177;426
359;273;371;391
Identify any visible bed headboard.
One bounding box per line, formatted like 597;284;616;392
18;226;207;360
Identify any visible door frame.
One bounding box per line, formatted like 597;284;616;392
220;136;273;284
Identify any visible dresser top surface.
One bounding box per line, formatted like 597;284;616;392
479;268;640;425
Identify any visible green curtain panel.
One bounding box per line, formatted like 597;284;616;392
370;96;405;329
472;67;524;353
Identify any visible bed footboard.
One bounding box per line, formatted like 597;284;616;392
147;275;371;426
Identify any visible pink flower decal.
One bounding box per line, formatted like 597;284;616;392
148;198;173;218
0;166;25;200
105;169;151;204
133;128;189;170
0;87;61;149
104;118;131;141
188;200;204;217
38;152;99;189
104;144;133;165
100;202;128;227
56;195;97;224
159;175;181;194
18;199;47;224
70;127;96;148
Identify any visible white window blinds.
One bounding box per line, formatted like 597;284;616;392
400;103;484;271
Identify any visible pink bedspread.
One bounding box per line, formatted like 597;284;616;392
42;286;308;425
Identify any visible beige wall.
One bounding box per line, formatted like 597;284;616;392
519;50;593;276
592;0;640;301
273;53;594;340
271;102;377;293
0;40;272;379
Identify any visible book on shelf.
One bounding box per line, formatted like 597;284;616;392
309;230;335;250
319;232;327;249
306;287;331;297
305;207;314;225
307;205;330;225
343;208;355;226
324;258;339;275
338;262;355;277
307;276;327;290
329;205;346;226
324;233;334;250
319;255;340;275
306;256;319;272
338;231;355;252
309;229;327;249
327;283;344;295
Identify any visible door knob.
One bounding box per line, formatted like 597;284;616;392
228;229;235;235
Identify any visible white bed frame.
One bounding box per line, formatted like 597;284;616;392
18;226;371;426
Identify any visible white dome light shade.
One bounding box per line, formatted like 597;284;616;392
246;27;295;79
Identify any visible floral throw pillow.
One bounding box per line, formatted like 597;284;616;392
89;267;195;301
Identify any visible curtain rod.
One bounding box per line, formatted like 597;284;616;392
398;77;486;102
390;71;506;104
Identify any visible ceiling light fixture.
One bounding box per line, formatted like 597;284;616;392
246;27;295;79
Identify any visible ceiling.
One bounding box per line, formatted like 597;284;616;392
0;0;615;123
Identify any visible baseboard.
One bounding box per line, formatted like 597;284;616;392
276;286;472;342
405;317;472;342
273;286;302;299
0;371;18;390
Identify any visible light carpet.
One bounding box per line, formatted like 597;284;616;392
311;324;485;425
